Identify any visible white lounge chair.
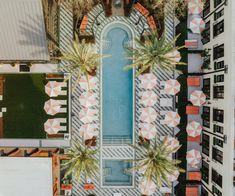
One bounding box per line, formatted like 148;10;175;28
59;100;67;105
58;118;66;123
59;82;67;88
160;98;173;107
60;126;67;131
60;90;67;96
59;108;67;113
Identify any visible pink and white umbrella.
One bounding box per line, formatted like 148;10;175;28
140;107;157;123
164;111;181;127
79;124;98;140
79;75;98;91
139;123;157;140
44;99;61;115
79;108;98;124
140;91;157;106
45;81;62;97
164;137;180;152
166;170;180;182
186;121;202;137
186;149;201;167
44;119;60;134
164;79;181;95
188;0;204;14
165;50;181;63
139;73;157;89
79;92;98;107
139;178;157;196
190;90;206;106
189;18;205;34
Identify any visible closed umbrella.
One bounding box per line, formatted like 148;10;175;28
79;108;98;124
186;149;201;167
139;73;157;89
190;90;206;106
44;119;60;134
44;99;61;115
45;81;62;97
164;79;181;95
79;75;98;91
186;121;202;137
164;111;181;127
141;91;157;106
139;178;157;196
79;92;98;107
140;107;157;123
139;123;157;140
188;0;204;14
189;18;205;34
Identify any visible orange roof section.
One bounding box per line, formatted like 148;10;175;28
186;186;199;196
187;77;201;86
187;171;202;181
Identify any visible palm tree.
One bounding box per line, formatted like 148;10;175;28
59;39;105;89
129;137;184;186
61;143;99;180
125;32;185;76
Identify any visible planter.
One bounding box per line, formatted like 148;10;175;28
87;67;97;76
138;65;150;74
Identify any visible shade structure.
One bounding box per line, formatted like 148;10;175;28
79;75;98;91
188;0;204;14
44;119;60;134
79;108;98;124
186;121;202;137
190;90;206;106
79;92;98;107
164;111;181;127
139;73;157;89
165;50;181;63
139;178;157;196
189;18;205;34
79;124;98;140
45;81;62;97
140;107;157;123
44;99;61;115
140;91;157;107
186;149;201;167
164;79;181;95
139;123;157;140
165;137;180;152
166;170;180;182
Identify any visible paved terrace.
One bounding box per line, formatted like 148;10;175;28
59;2;176;196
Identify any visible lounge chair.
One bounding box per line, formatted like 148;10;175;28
59;108;67;113
185;40;198;49
58;118;66;124
59;100;67;105
59;90;67;96
160;98;173;107
187;77;201;86
59;82;67;88
60;126;67;131
186;106;199;115
186;186;199;196
187;171;201;181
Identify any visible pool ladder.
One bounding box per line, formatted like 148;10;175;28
103;136;132;145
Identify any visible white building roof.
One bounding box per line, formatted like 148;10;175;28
0;157;53;196
0;0;49;61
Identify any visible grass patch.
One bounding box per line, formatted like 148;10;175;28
0;74;68;139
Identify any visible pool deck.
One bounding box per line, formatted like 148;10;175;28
60;2;176;196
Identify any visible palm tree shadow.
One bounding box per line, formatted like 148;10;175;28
18;14;49;59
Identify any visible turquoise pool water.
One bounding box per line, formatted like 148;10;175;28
102;26;133;143
103;160;132;186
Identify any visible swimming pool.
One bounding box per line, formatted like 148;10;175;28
102;160;133;186
101;24;134;144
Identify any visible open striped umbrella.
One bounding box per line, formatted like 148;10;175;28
166;170;180;182
189;18;205;34
79;92;98;107
139;123;157;140
140;107;157;123
190;90;206;106
141;91;157;106
165;50;181;63
44;99;61;115
164;79;181;95
45;81;62;97
186;149;201;167
186;121;202;137
44;119;60;134
79;124;98;140
188;0;204;14
79;108;98;124
164;111;181;127
140;178;157;196
139;73;157;89
79;75;98;91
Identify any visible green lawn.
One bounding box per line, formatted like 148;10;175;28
0;74;68;139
